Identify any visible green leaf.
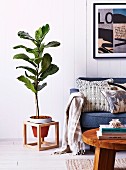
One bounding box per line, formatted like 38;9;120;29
41;53;52;73
16;66;37;75
39;64;59;81
13;45;39;58
45;41;60;48
13;45;32;51
13;53;29;60
37;83;47;91
17;75;36;93
25;71;37;81
35;24;50;43
42;24;50;37
13;53;37;67
35;27;42;41
18;31;35;42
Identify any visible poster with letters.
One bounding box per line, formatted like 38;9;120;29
93;3;126;58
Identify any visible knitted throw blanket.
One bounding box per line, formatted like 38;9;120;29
54;92;85;155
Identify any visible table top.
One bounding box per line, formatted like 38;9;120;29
82;128;126;150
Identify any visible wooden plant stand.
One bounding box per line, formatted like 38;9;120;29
23;121;59;151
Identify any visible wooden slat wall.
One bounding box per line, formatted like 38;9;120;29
1;0;126;139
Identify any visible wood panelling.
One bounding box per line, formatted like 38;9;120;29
0;0;126;139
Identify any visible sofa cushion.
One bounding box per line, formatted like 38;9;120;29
113;78;126;84
76;78;113;112
109;82;126;91
101;90;126;113
80;112;126;128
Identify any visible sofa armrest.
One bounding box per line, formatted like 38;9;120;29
70;88;79;94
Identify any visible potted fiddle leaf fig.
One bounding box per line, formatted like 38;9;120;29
13;24;60;137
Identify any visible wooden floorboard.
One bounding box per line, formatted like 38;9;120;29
0;139;126;170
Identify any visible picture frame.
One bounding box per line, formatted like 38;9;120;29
93;3;126;59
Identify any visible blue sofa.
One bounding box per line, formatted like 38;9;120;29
70;77;126;132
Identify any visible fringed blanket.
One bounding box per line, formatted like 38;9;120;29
54;92;85;155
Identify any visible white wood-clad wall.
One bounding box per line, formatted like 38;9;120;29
0;0;86;139
0;0;126;139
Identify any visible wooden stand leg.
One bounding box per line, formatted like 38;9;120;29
93;147;116;170
41;137;44;143
37;125;41;151
55;122;59;146
23;123;27;145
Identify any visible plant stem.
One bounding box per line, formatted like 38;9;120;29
35;92;39;118
35;45;40;118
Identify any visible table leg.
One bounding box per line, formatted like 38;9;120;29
93;147;116;170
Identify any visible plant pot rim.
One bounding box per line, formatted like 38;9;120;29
29;115;52;124
30;115;52;119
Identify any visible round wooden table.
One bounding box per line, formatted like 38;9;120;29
82;128;126;170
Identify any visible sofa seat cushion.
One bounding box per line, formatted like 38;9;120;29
80;112;126;128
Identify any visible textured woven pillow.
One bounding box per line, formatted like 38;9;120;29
76;79;113;112
101;90;126;114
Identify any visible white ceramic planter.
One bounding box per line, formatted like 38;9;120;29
28;116;52;124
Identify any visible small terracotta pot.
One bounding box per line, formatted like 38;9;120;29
32;126;49;138
29;115;52;138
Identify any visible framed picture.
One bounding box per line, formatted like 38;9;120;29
93;3;126;59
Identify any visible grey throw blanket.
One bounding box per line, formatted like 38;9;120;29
54;92;85;155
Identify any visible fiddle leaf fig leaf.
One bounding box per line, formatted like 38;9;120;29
16;66;37;75
41;53;52;73
18;31;35;42
35;24;50;42
42;24;50;37
39;64;59;81
45;41;60;48
13;45;32;51
13;45;39;58
17;75;36;93
37;83;47;91
35;27;43;41
13;53;37;67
